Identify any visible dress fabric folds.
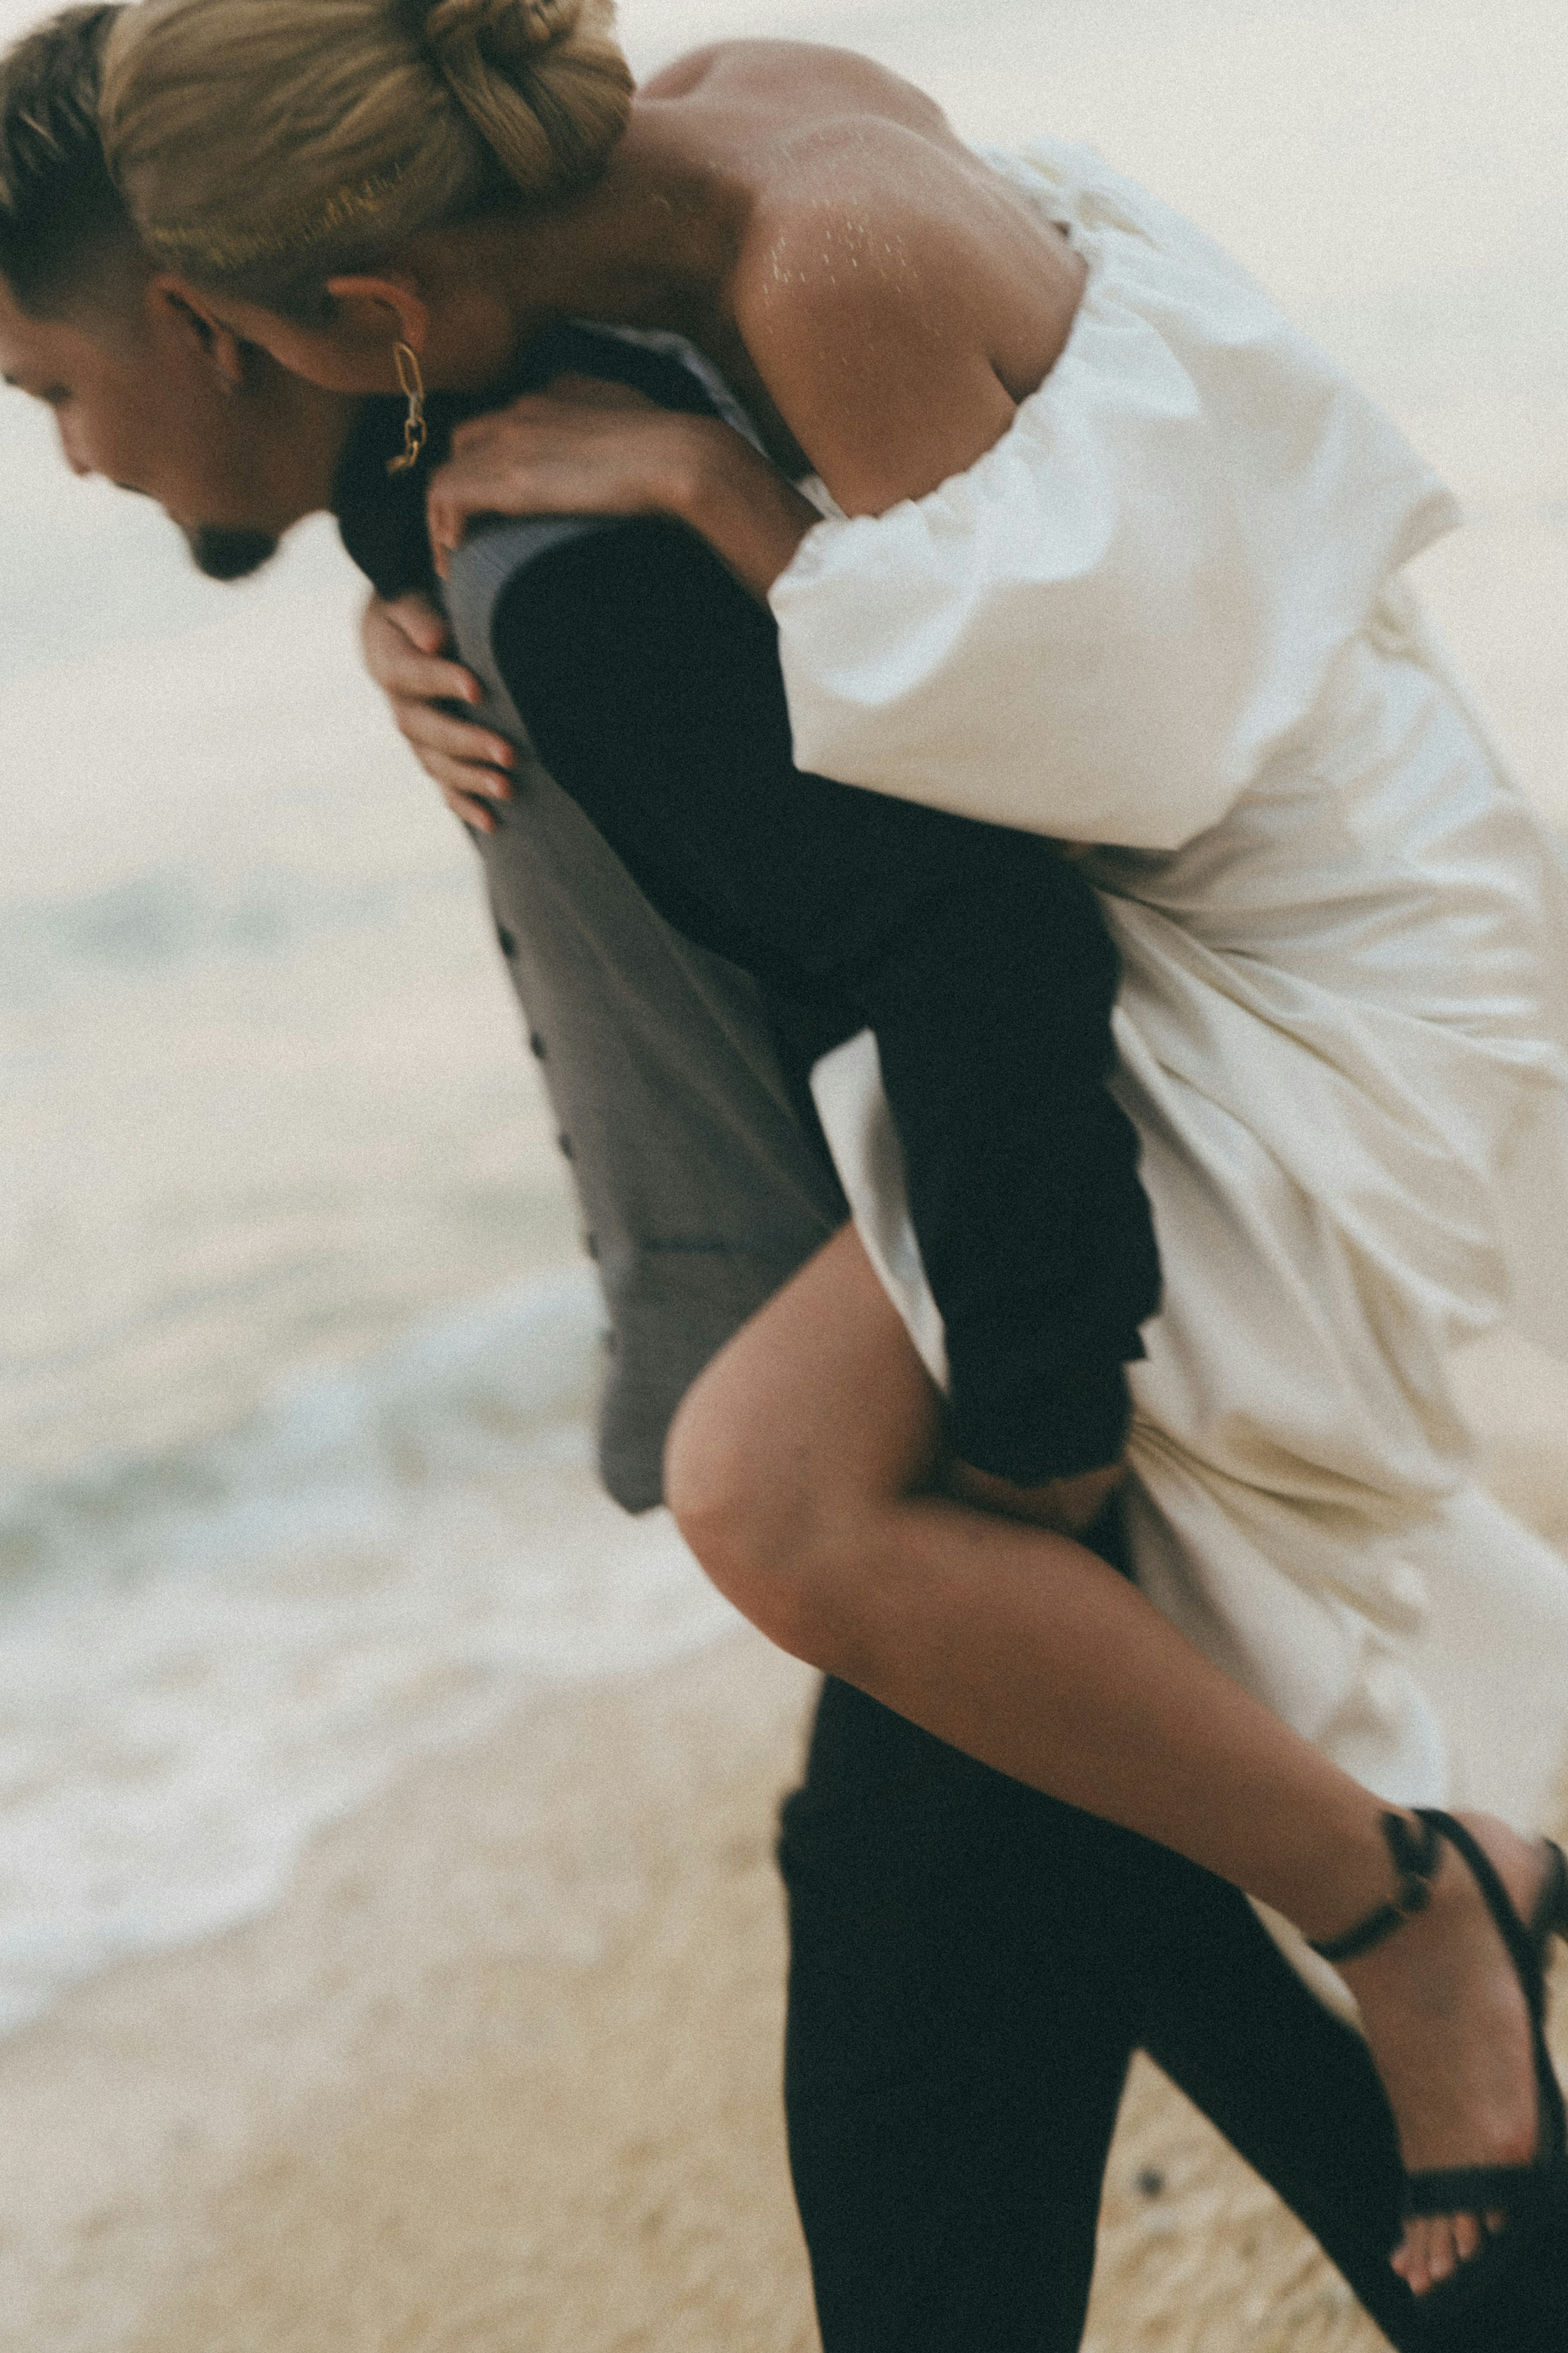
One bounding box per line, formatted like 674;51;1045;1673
776;141;1568;2002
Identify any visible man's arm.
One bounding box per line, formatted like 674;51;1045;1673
491;519;1159;1488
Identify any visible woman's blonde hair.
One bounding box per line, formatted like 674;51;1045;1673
99;0;633;308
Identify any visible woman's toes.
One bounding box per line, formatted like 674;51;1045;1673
1450;2212;1483;2264
1425;2217;1461;2285
1392;2222;1430;2294
1390;2206;1501;2291
1394;2217;1473;2295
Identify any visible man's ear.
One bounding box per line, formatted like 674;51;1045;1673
322;275;431;368
149;272;250;389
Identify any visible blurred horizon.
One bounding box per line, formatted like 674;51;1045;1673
2;0;1566;691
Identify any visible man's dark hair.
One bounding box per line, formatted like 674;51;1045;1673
0;6;143;319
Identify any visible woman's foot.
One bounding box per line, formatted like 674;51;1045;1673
1332;1813;1555;2297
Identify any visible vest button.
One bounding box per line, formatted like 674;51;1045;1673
557;1132;574;1160
496;926;517;959
584;1232;600;1260
530;1033;547;1060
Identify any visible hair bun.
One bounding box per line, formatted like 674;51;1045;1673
419;0;629;194
98;0;632;303
516;0;586;49
423;0;583;70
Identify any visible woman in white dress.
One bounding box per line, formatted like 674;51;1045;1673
96;0;1568;2329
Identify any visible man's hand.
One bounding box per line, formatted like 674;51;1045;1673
361;592;516;834
943;1457;1126;1539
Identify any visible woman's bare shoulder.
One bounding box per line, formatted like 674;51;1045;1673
640;40;950;134
637;45;1081;511
728;120;1084;514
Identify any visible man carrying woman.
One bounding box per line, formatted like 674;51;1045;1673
6;4;1568;2341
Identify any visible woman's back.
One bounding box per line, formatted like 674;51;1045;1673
603;39;1092;497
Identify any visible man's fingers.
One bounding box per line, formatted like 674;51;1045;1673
363;595;485;704
393;698;514;777
441;783;502;834
381;590;451;655
417;745;512;803
378;641;486;706
361;593;510;826
943;1457;1126;1537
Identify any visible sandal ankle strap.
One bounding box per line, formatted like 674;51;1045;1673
1308;1811;1443;1964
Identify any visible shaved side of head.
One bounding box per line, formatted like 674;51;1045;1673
0;7;150;338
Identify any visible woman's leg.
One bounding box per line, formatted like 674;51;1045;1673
664;1222;1554;2296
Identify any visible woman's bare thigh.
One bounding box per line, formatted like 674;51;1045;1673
664;1220;944;1555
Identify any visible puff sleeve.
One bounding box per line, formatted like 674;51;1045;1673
769;149;1459;851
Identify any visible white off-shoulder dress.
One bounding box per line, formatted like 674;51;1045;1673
768;139;1568;1995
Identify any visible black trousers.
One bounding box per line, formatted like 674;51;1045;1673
781;1671;1439;2352
778;1503;1427;2352
785;1496;1448;2343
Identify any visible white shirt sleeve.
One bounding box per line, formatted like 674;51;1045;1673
768;154;1459;851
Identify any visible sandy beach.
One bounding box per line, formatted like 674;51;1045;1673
3;1354;1565;2353
0;1634;823;2353
2;0;1566;2344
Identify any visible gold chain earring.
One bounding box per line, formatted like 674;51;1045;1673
386;339;427;475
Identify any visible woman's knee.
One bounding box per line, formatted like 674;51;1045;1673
664;1351;861;1660
663;1224;943;1661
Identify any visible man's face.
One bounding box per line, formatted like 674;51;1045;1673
0;276;345;577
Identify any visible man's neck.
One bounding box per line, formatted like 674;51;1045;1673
244;358;363;535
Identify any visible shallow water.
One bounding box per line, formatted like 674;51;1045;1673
0;0;1564;2034
0;584;748;2032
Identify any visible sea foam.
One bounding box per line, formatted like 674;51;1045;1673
0;1272;738;2036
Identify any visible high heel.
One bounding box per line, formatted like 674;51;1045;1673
1533;1837;1568;1944
1311;1809;1568;2339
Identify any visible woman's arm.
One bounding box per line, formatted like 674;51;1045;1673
425;387;820;598
424;179;1085;590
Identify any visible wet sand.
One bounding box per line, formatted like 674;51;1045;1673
2;1408;1564;2353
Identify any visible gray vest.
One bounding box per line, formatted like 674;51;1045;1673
443;516;844;1512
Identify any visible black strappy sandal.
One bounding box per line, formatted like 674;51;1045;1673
1310;1808;1568;2342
